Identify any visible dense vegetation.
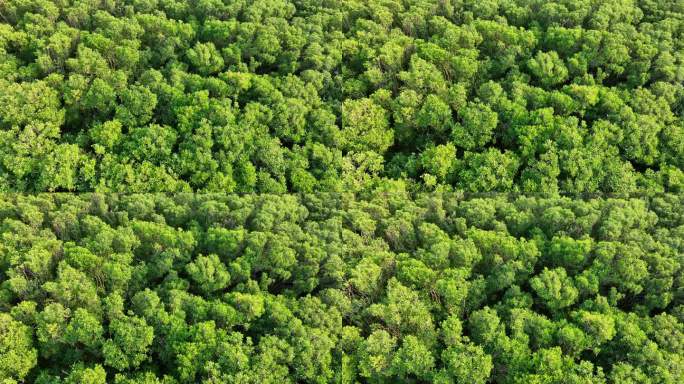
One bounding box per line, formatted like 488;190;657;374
0;193;682;383
2;1;684;382
1;0;683;192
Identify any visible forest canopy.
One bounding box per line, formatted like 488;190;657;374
0;193;683;383
0;0;683;193
2;0;684;382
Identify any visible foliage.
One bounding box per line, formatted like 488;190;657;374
0;192;682;382
1;0;683;193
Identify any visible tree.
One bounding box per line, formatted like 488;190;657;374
357;330;397;380
452;102;498;150
341;98;393;154
456;149;520;192
416;94;453;137
64;364;107;384
187;42;224;75
441;343;492;384
186;254;231;294
115;85;157;128
530;267;579;311
367;278;436;343
391;335;435;380
528;51;569;87
103;316;154;371
0;313;37;382
420;143;457;184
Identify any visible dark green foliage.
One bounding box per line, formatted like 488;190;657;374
1;0;684;193
0;192;682;382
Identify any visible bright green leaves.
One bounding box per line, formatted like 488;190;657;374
621;114;662;167
545;236;592;272
397;258;437;290
435;268;470;316
392;335;435;380
228;292;265;322
0;80;64;130
609;363;650;384
441;316;463;347
65;308;104;351
531;268;579;311
273;97;308;143
392;89;422;144
350;258;383;296
341;98;393;154
452;102;498;150
420;143;457;185
0;0;682;194
115;85;157;128
575;311;616;348
518;347;606;384
80;78;117;114
0;79;77;191
43;263;101;315
416;94;452;137
520;149;561;194
5;246;56;300
528;51;569;87
468;306;505;347
456;149;520;192
440;343;492;384
242;231;297;281
63;363;107;384
469;228;539;293
102;316;154;371
122;124;178;163
556;323;589;357
34;144;89;192
1;0;684;377
367;278;436;342
357;330;396;379
66;46;111;80
399;56;448;95
186;254;231;294
130;220;196;278
0;313;37;382
187;42;224;75
0;194;683;382
90;120;123;152
203;227;245;258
